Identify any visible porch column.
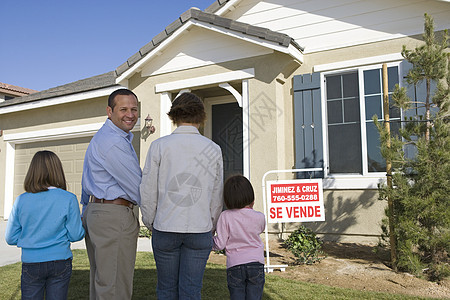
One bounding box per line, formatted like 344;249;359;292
3;142;15;219
160;92;172;137
242;79;250;179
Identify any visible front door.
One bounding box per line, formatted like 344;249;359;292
207;100;243;181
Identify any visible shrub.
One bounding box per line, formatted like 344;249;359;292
285;226;325;264
139;226;151;238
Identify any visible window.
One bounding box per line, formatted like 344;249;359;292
325;64;400;175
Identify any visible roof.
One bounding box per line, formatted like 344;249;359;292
115;7;303;77
0;82;37;96
0;71;116;108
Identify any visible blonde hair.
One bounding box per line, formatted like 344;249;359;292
24;150;67;193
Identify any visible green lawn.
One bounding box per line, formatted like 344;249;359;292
0;250;430;300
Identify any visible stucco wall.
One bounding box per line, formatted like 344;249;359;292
277;190;385;244
0;97;107;135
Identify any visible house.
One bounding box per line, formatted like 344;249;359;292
0;82;37;102
1;0;448;243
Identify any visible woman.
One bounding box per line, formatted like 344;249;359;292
5;150;85;300
140;92;223;299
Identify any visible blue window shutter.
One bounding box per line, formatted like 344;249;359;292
293;73;323;178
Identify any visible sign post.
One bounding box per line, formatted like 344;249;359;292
262;168;324;272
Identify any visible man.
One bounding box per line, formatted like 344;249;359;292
81;88;142;299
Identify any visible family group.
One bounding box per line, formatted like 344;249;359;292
5;89;266;300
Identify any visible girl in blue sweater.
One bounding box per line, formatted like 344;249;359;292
5;150;85;300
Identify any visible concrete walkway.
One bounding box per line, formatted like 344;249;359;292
0;220;152;267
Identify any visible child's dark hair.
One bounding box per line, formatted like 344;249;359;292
224;175;254;209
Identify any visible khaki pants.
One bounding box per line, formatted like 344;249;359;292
83;203;139;300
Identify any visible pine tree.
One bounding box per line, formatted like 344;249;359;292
375;13;449;281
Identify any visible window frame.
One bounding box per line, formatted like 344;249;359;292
320;61;402;189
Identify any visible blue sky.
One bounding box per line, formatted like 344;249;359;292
2;0;217;91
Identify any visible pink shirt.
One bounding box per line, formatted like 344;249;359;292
213;207;266;268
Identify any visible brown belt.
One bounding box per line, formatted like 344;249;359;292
90;196;134;208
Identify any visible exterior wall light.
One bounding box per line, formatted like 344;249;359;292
145;114;156;134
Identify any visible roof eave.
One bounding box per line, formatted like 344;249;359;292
287;44;304;64
0;85;119;115
0;71;117;109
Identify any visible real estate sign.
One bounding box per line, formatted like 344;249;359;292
266;179;325;223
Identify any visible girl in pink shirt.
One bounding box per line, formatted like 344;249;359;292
213;175;266;300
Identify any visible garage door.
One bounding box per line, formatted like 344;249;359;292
14;137;92;203
13;133;141;205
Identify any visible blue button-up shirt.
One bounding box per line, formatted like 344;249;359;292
81;118;142;214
